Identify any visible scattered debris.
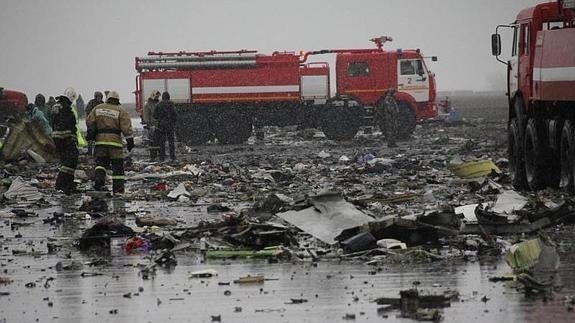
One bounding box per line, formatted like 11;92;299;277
2;177;42;201
505;238;560;292
447;158;501;179
233;275;266;284
277;192;373;245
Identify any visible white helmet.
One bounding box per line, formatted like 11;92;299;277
107;90;120;101
64;87;77;102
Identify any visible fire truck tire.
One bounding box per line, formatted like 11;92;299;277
524;118;546;191
175;112;212;146
508;118;527;190
397;102;416;139
547;118;563;188
321;108;359;141
215;111;253;145
560;120;575;191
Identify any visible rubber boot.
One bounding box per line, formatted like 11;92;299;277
113;180;125;194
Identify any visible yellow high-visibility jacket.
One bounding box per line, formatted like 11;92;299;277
86;102;133;148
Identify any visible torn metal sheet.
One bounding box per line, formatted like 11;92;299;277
2;177;42;201
277;192;373;245
491;190;528;214
460;217;551;235
167;183;191;200
0;119;55;161
454;204;480;223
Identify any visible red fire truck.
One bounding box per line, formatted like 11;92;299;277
135;37;438;145
492;0;575;190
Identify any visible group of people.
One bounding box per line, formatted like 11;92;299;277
18;87;178;196
26;88;133;196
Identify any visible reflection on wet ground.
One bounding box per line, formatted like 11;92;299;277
1;201;574;323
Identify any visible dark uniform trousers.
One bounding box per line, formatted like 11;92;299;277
148;127;160;160
382;96;399;147
157;128;175;160
54;138;79;194
94;145;125;193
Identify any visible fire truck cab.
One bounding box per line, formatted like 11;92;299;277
492;0;575;190
135;38;438;145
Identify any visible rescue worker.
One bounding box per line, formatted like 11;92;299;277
25;103;52;136
34;94;52;125
47;96;56;111
63;87;88;149
86;91;134;194
85;91;104;155
143;90;161;161
51;93;79;195
381;88;399;148
76;94;86;119
153;91;177;161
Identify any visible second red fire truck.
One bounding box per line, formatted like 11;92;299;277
492;1;575;191
135;37;438;145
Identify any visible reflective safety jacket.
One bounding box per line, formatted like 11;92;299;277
51;102;77;141
86;102;133;148
71;104;87;148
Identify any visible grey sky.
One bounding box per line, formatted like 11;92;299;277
1;0;541;102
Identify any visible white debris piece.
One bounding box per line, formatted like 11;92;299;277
492;190;528;214
317;150;331;159
376;239;407;250
167;183;191;200
3;177;42;201
339;155;351;163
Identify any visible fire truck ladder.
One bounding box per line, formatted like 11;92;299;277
136;50;258;71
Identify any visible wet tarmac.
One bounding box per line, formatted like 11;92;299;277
1;199;575;323
1;96;575;322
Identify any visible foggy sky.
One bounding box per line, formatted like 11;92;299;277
1;0;541;102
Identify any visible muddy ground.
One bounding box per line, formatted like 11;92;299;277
1;94;574;323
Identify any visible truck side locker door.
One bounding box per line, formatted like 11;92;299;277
532;31;545;100
518;23;532;106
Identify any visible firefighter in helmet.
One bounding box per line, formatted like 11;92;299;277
86;90;134;194
381;88;399;148
51;92;80;195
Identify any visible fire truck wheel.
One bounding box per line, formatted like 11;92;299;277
215;111;253;145
397;102;416;139
508;118;527;189
547;118;564;188
560;120;575;191
321;108;359;141
175;112;212;146
524;118;546;190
